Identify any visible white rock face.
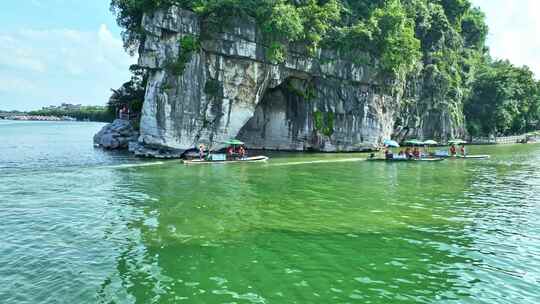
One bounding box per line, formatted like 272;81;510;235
134;7;399;156
94;119;138;150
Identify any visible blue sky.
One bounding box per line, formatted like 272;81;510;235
473;0;540;77
0;0;135;111
0;0;538;111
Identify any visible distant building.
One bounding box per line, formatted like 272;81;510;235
42;103;83;111
61;103;82;110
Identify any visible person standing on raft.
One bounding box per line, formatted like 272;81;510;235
238;145;246;159
198;144;205;160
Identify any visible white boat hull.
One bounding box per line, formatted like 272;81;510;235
455;155;490;160
183;156;269;165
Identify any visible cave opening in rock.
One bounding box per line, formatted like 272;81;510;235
237;77;317;151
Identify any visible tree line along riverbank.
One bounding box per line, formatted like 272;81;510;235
1;106;114;123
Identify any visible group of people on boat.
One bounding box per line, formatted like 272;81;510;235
384;147;422;160
449;144;467;156
197;143;248;160
226;145;247;160
183;139;271;164
383;143;467;160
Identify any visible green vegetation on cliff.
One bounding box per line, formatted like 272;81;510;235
313;110;334;137
111;0;540;137
111;0;422;74
165;35;201;75
107;65;147;128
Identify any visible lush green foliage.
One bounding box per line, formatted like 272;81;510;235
107;65;147;118
330;0;421;74
110;0;419;72
395;0;491;135
28;106;113;122
286;79;317;101
313;110;334;136
465;60;540;136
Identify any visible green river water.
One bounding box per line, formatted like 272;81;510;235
1;120;539;303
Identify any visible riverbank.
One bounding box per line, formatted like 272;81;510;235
0;106;113;123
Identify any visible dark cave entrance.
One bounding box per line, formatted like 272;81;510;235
237;77;316;151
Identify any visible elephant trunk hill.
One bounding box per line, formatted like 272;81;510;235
112;1;491;158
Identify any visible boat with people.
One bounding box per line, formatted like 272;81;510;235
433;151;491;160
433;140;491;160
182;139;269;165
183;155;269;165
368;139;445;162
376;139;490;162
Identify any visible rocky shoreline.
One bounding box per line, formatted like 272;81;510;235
93;119;138;150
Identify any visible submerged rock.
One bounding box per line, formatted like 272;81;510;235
93;119;138;150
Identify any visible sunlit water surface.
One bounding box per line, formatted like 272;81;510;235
1;120;539;303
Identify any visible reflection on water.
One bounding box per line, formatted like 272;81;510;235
1;122;540;303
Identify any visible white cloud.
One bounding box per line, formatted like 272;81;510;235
0;34;47;73
2;25;134;76
0;24;136;110
472;0;540;78
0;76;37;93
98;24;122;49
